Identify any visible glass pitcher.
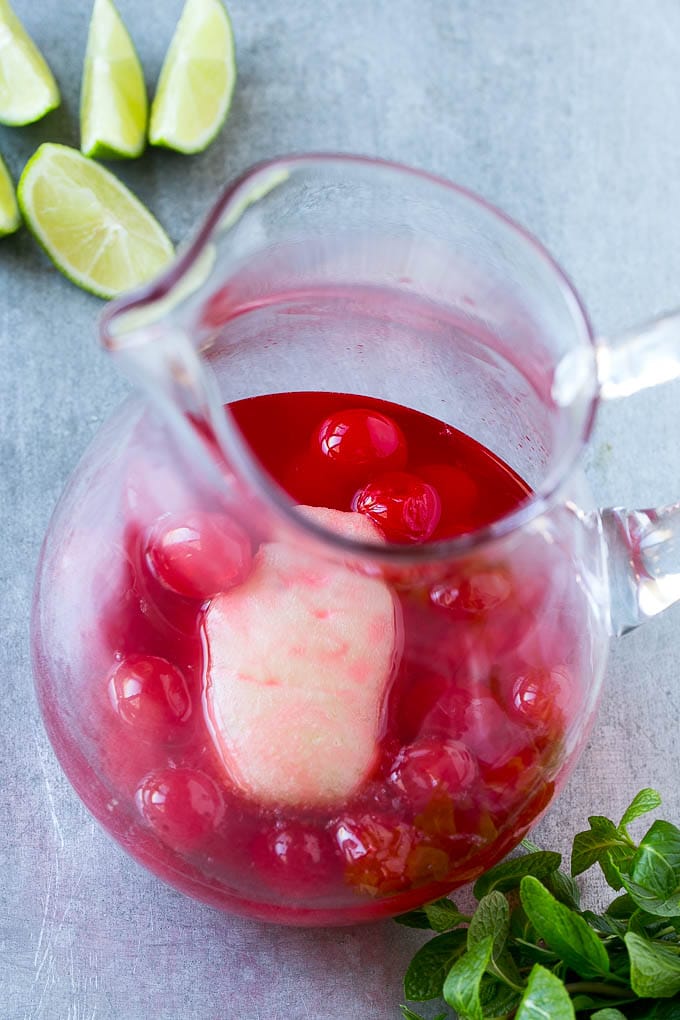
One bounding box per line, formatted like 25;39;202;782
31;155;680;926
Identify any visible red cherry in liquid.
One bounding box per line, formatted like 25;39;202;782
353;471;441;544
500;665;575;736
108;654;192;743
144;511;252;600
431;566;513;618
417;687;538;801
390;737;478;809
419;463;479;538
396;671;453;744
136;767;225;852
251;822;331;895
430;564;540;658
315;409;407;480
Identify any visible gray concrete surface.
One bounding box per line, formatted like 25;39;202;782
2;1;680;1017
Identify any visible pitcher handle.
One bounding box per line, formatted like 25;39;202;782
594;310;680;635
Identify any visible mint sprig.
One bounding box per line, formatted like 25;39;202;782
397;788;680;1018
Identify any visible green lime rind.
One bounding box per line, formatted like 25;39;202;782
0;0;60;126
18;143;174;299
0;151;20;237
149;0;236;155
80;0;148;160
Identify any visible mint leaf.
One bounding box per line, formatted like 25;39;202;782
623;820;680;918
403;930;467;1001
607;893;636;919
631;820;680;895
520;875;610;979
571;996;601;1010
619;788;662;834
424;898;468;933
514;964;575;1019
492;949;524;992
513;940;560;967
590;1011;628;1019
394;909;434;930
625;931;680;997
443;936;493;1020
478;974;520;1015
473;851;561;898
395;897;471;930
622;876;680;918
645;1003;680;1018
636;819;680;868
572;816;633;883
581;909;627;938
396;896;467;932
600;848;632;891
468;892;523;991
545;868;581;909
467;891;510;959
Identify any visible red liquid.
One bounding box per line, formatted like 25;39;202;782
37;392;585;925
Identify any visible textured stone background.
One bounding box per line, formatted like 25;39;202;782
2;1;680;1017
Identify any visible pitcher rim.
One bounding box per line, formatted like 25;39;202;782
101;152;599;564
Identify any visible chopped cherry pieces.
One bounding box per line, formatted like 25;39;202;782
144;511;252;600
108;654;192;741
315;408;407;480
353;471;441;543
136;767;225;852
335;814;416;896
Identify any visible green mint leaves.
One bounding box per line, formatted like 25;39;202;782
520;876;611;979
473;850;563;898
403;931;467;1001
397;787;680;1018
515;964;575;1019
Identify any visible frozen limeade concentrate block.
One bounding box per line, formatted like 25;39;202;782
204;507;397;806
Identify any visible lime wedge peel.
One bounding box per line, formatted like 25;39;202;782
149;0;236;155
0;0;60;126
80;0;148;160
0;151;20;236
18;143;174;299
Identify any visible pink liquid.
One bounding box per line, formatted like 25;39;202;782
35;392;585;925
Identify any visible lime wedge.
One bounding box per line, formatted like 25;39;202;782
0;151;20;236
149;0;236;154
18;143;174;299
0;0;60;125
80;0;148;159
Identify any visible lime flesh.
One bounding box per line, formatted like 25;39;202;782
0;0;60;125
149;0;236;154
18;143;174;298
0;150;19;236
80;0;148;159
